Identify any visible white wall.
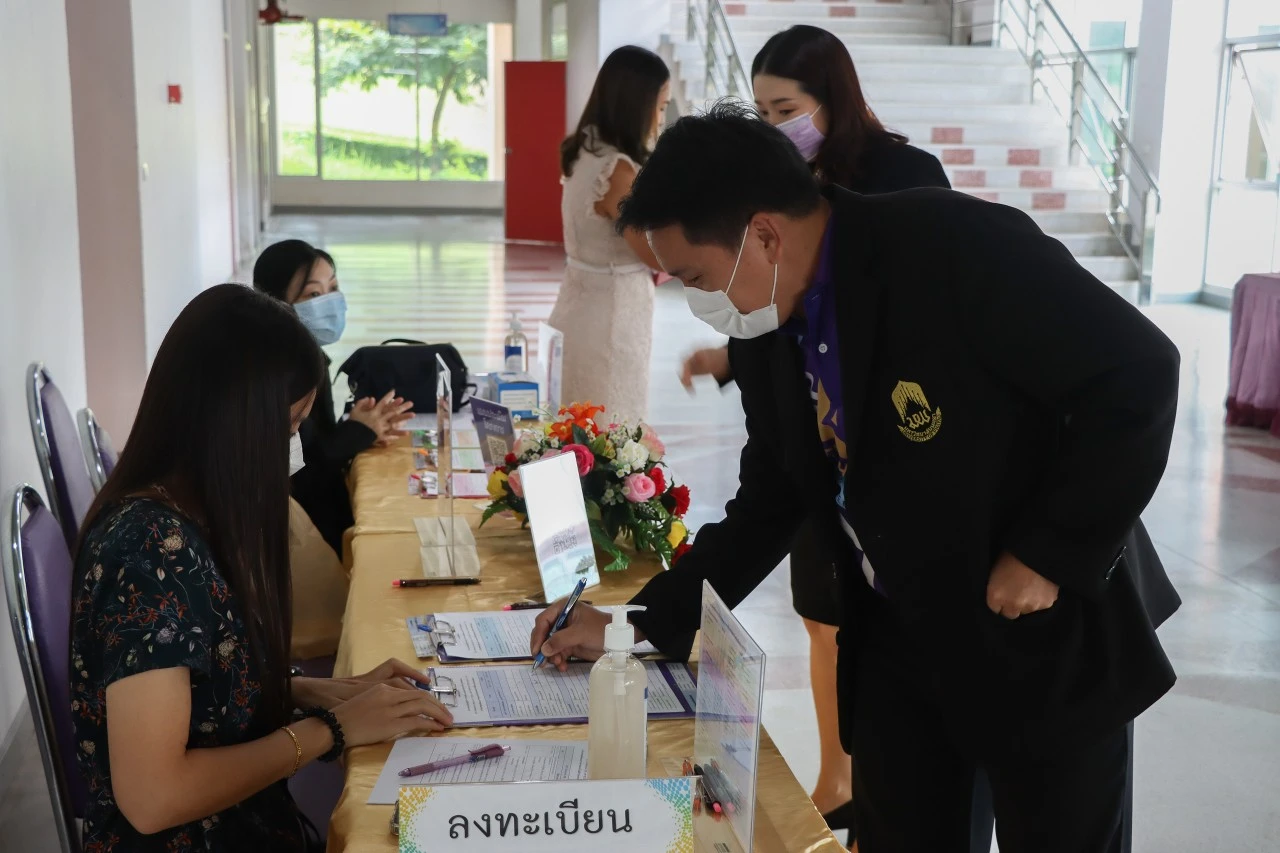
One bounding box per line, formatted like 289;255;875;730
0;0;88;742
132;0;236;362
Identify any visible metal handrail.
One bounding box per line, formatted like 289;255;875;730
950;0;1162;290
685;0;752;105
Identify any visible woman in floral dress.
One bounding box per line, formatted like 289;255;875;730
70;284;454;852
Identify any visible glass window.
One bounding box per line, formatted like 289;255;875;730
318;19;419;181
417;24;494;181
549;1;568;60
1227;0;1280;39
274;23;317;176
1220;50;1279;182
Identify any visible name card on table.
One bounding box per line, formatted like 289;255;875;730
398;777;694;853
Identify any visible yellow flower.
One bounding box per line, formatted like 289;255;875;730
487;470;509;501
667;520;688;549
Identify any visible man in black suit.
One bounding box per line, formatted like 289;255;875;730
532;103;1180;853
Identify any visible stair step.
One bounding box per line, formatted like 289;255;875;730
920;144;1070;167
857;62;1031;85
1050;232;1126;255
890;122;1064;145
861;81;1030;105
876;102;1057;123
1076;255;1138;279
731;30;952;47
946;165;1098;190
721;2;945;20
1029;211;1115;231
959;187;1110;211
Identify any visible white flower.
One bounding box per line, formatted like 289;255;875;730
616;440;649;472
156;626;176;645
81;740;95;756
217;639;235;660
514;431;542;457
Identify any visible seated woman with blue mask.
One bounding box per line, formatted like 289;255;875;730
254;239;413;557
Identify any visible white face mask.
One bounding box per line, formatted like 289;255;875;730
683;225;779;339
289;432;306;476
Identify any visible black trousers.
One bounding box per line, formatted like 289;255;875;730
848;595;1129;853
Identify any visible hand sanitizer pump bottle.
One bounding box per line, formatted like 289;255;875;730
503;312;528;373
587;606;648;779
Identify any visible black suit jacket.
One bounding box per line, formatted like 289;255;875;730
632;186;1180;757
291;355;375;555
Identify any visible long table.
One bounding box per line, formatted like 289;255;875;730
326;441;842;852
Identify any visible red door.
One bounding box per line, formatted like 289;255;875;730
504;61;567;243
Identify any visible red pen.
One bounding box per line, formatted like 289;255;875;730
398;744;510;777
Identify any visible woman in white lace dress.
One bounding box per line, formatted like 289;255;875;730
549;46;671;422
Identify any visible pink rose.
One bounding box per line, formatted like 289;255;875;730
563;443;595;477
639;423;665;462
508;469;524;498
622;473;657;503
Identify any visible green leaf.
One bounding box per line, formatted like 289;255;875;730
478;501;505;527
571;424;592;446
590;522;630;572
584;499;603;523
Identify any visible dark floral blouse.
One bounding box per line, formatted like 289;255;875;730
70;499;306;852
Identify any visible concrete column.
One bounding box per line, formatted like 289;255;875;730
1130;0;1230;300
565;0;601;133
65;0;150;443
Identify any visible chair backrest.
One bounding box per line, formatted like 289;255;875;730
3;485;86;851
76;408;117;494
27;363;95;547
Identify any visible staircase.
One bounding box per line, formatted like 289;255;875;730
664;0;1143;299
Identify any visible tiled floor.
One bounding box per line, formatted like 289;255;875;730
4;214;1278;850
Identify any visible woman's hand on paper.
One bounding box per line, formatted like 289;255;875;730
292;658;431;710
530;603;613;672
332;683;454;747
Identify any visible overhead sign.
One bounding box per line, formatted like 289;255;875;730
388;14;448;36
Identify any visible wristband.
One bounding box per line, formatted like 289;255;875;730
302;706;345;762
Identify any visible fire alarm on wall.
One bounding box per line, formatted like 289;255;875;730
167;85;182;104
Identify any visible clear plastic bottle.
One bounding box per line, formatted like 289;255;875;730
503;312;528;373
587;607;648;779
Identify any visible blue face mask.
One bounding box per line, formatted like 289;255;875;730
293;291;346;345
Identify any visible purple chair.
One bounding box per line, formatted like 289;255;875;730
3;485;88;852
27;364;96;547
76;408;117;494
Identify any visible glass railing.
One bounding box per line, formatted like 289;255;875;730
950;0;1161;292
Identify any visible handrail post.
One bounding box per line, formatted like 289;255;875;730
1068;59;1085;166
1030;1;1044;100
993;0;1005;48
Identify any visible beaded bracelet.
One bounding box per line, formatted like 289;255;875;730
302;707;345;762
281;726;302;776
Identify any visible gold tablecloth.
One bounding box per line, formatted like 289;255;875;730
328;441;842;852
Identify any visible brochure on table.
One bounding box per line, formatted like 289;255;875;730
693;580;765;853
470;397;517;468
538;322;565;414
519;452;600;603
397;777;695;852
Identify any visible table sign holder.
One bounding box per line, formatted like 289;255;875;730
470;397;517;469
519;452;601;603
396;777;695;852
693;580;765;853
537;322;565;415
418;355;481;579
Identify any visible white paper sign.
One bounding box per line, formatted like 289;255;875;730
519;452;600;602
537;323;565;413
397;777;695;852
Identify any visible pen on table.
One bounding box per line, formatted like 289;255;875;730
504;599;592;611
532;576;589;671
398;744;510;777
392;578;481;588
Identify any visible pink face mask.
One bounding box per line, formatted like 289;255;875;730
776;106;825;162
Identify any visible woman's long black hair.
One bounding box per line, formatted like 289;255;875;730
77;283;325;732
752;25;906;187
253;239;335;303
560;45;670;178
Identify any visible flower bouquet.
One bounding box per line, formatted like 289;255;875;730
481;402;692;572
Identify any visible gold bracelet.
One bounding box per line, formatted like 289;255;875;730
282;725;302;777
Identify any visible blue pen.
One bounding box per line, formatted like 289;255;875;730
532;576;589;671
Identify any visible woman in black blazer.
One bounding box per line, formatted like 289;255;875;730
254;240;414;557
678;25;951;843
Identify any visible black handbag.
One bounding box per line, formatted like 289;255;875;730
335;339;470;414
